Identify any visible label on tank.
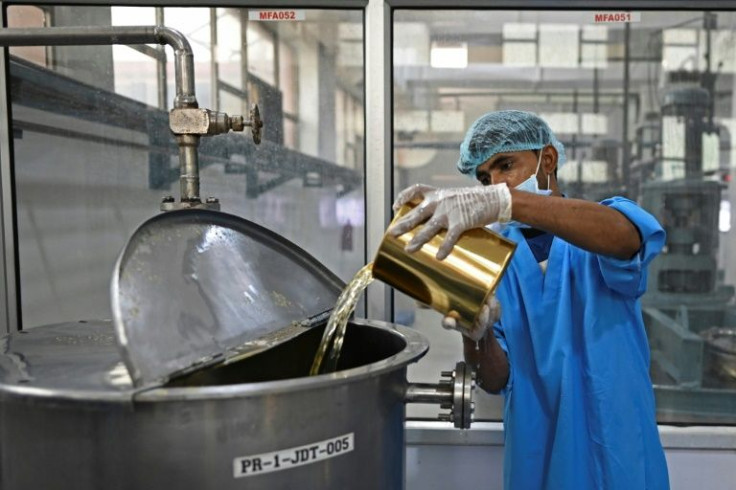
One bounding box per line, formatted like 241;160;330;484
233;432;355;478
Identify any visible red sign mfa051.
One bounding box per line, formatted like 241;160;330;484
593;12;641;23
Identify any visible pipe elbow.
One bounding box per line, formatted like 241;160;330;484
154;26;191;54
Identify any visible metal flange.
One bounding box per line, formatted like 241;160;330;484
405;360;475;429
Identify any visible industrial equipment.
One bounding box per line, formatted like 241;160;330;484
627;13;736;421
0;26;476;489
0;25;263;211
0;208;476;490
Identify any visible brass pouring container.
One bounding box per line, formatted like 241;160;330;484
372;202;516;332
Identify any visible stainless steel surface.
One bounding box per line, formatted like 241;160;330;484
112;208;345;388
155;7;167;110
405;382;453;403
404;361;475;429
169;108;252;136
160;193;221;211
177;133;202;202
164;104;261;210
406;421;506;446
405;420;736;450
0;318;429;490
373;202;516;332
453;361;475;429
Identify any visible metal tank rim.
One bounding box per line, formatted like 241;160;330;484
0;318;429;403
136;318;429;402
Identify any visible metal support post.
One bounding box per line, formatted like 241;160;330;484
365;0;392;322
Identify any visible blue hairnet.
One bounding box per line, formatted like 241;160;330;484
457;110;567;175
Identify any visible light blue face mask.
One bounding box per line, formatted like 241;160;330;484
490;150;551;231
514;149;552;197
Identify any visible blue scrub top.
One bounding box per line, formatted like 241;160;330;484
493;196;670;490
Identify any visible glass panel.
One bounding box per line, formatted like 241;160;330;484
706;30;736;73
279;40;298;115
7;5;365;329
216;8;243;89
164;8;213;109
218;89;243;118
7;6;47;65
110;7;162;108
395;9;736;425
581;25;609;69
539;24;578;68
111;46;159;107
283;117;298;150
246;22;276;86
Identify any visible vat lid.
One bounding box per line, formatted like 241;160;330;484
112;209;344;389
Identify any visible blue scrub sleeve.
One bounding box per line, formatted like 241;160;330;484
492;321;513;395
597;197;666;298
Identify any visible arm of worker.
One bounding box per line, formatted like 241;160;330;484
389;183;642;261
461;330;510;395
509;190;641;260
443;295;510;394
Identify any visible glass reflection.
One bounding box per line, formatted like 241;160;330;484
7;6;365;327
394;9;736;425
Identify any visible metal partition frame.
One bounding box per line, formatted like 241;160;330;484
386;0;736;451
365;0;392;321
0;2;18;334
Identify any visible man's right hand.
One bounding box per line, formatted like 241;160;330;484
388;183;512;260
441;295;501;342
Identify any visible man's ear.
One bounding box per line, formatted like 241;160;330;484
542;144;558;176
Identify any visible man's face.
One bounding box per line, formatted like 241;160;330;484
474;150;540;188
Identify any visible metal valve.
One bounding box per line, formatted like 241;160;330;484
404;361;476;429
248;103;263;144
168;103;262;142
163;103;263;211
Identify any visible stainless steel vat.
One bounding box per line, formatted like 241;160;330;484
0;209;474;489
0;317;428;490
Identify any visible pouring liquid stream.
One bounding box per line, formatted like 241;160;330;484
310;263;374;375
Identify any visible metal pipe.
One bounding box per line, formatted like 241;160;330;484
155;8;168;111
0;26;196;105
209;8;219;111
622;23;632;195
0;26;201;200
0;25;197;107
404;383;452;404
177;134;200;201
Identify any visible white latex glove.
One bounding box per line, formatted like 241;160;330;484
388;183;512;260
441;296;501;342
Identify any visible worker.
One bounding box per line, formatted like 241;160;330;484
389;110;670;489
